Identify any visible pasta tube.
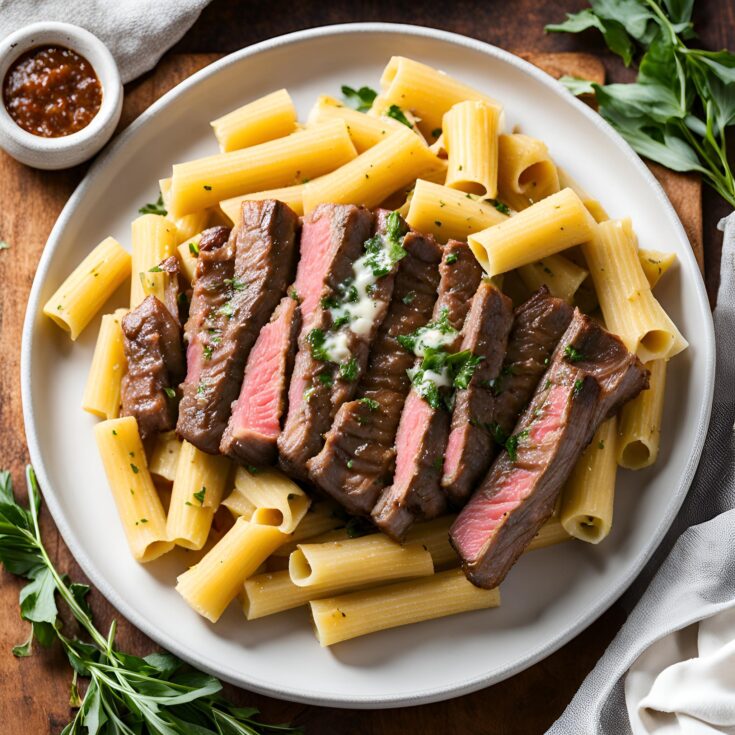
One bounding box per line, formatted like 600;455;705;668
138;268;170;304
527;515;572;551
444;100;500;197
497;133;560;211
166;440;232;550
638;249;677;289
176;517;288;622
617;359;667;469
175;209;212;244
231;466;309;534
270;504;344;555
560;418;618;544
302;126;441;213
289;535;433;589
177;234;200;284
42;237;131;340
309;569;500;646
129;214;178;307
93;417;173;562
517;254;589;303
582;219;687;362
405;179;507;242
374;56;501;137
307;95;405;152
82;308;127;419
219;184;305;224
169;119;357;217
148;431;182;482
211;89;297;152
468;188;596;276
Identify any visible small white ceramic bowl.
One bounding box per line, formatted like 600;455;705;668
0;22;122;170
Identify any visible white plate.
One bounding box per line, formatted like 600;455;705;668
21;23;715;708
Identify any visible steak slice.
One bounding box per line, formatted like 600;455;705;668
177;201;299;454
121;295;185;439
220;296;301;466
277;204;373;480
307;231;443;514
450;310;649;589
442;282;514;506
372;241;483;540
491;287;574;439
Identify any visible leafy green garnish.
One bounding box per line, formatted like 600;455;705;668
505;429;530;461
193;487;206;505
363;211;408;278
306;328;330;362
339;358;359;382
489;199;511;216
138;192;167;216
564;344;585;362
224;278;246;291
445;252;459;265
397;307;457;354
164;386;176;399
317;373;334;387
341;85;378;112
0;467;301;735
402;291;416;305
386;104;413;128
188;240;200;257
452;352;484;390
548;0;735;206
357;397;380;411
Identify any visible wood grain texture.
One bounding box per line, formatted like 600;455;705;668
0;1;726;728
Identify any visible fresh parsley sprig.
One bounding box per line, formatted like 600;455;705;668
0;466;302;735
547;0;735;207
138;192;167;216
340;85;378;112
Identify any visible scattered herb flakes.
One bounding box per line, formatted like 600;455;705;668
489;199;511;216
358;397;380;411
402;290;416;305
164;387;176;399
289;287;301;303
306;328;330;362
193;487;206;505
363;211;407;278
317;373;334;387
564;345;585;363
505;429;530;462
431;127;442;138
573;378;585;395
386;104;413;128
445;252;458;264
138;192;167;216
339;358;359;382
218;301;235;319
130;463;139;474
346;459;354;469
148;265;162;273
188;240;200;257
598;439;606;449
202;344;214;360
341;84;378;112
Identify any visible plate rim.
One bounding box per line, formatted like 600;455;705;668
20;21;716;708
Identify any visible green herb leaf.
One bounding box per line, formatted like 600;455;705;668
363;211;408;278
339;358;359;382
193;487;206;505
564;345;586;363
164;386;177;399
341;84;378;112
385;104;413;128
505;429;530;462
138;192;167;216
357;397;380;411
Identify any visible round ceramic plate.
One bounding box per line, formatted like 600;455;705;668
21;23;715;708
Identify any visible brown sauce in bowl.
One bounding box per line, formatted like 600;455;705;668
3;45;103;138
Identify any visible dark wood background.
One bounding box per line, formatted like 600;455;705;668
0;1;731;732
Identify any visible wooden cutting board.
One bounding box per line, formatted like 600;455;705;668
0;52;703;734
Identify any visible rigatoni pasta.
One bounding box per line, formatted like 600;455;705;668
168;119;357;217
638;249;677;289
617;359;667;469
468;188;597;276
310;569;500;646
517;254;589;303
498;133;560;211
129;214;178;307
93;417;173;562
289;535;433;588
211;89;297;152
43;236;131;340
443;100;500;197
560;418;618;544
82;308;127;419
148;431;182;482
301;126;441;212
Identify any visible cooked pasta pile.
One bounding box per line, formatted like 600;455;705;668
43;56;687;646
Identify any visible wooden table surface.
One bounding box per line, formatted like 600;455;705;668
0;1;731;732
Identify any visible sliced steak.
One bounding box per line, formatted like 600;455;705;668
277;204;373;480
491;287;574;439
442;282;514;506
372;241;483;539
220;296;301;466
450;310;649;589
177;201;299;454
121;295;185;439
307;231;443;513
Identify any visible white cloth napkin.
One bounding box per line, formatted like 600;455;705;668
0;0;211;83
547;212;735;735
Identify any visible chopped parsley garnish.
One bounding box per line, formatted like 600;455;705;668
218;301;235;318
202;344;213;360
339;358;359;382
564;345;585;363
489;199;511;216
288;287;301;303
358;397;380;411
164;387;176;399
573;379;584;395
317;373;334;387
431;127;442;138
598;439;606;449
346;459;354;469
363;211;407;277
130;463;139;474
445;252;458;264
193;487;206;505
320;294;340;310
451;352;484;390
148;265;162;272
402;291;416;305
341;84;378;112
224;278;246;291
397;307;457;354
505;429;530;462
188;240;200;257
386;104;413;128
306;328;330;362
138;192;167;216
